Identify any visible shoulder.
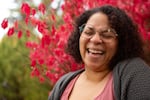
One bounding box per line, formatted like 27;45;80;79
48;69;84;100
56;69;84;87
113;57;150;100
117;57;150;84
113;57;150;83
113;57;150;75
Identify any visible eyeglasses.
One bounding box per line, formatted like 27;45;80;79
79;24;118;43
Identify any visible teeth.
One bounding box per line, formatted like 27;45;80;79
88;49;104;54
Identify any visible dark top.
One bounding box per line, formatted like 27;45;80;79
48;57;150;100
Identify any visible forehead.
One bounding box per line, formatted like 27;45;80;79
86;12;110;28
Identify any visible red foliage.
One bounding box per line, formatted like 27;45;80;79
21;2;31;16
17;30;22;39
1;18;8;29
26;30;30;37
1;0;150;85
38;3;46;15
31;8;36;16
7;27;15;36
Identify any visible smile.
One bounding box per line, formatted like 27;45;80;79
87;48;105;55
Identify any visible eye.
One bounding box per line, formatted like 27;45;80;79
100;30;115;39
83;30;94;36
82;26;94;36
83;28;94;36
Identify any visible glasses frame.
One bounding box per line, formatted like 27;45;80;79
79;24;118;42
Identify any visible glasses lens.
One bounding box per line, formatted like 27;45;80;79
79;24;117;42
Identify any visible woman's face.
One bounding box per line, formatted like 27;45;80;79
79;12;118;71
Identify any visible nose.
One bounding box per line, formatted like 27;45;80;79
90;32;103;43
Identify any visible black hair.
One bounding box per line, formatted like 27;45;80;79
66;5;144;69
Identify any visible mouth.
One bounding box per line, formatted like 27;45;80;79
87;48;105;55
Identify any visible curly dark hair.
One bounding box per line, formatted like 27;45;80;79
66;5;144;69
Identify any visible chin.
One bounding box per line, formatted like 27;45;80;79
84;62;106;70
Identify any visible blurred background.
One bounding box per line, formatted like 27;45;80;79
0;0;150;100
0;0;58;99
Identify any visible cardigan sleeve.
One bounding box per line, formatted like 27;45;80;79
48;72;76;100
48;69;84;100
123;58;150;100
113;57;150;100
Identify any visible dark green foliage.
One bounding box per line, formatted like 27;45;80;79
0;35;50;100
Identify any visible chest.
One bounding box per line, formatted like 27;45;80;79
69;82;105;100
61;73;114;100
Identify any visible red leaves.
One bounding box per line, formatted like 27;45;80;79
124;1;150;41
7;27;14;36
26;41;38;49
1;0;150;85
51;14;56;22
21;2;31;16
41;35;51;47
33;0;150;85
31;60;36;67
17;30;22;38
14;20;18;29
51;25;56;35
26;30;30;37
38;3;46;14
31;68;40;77
37;21;47;34
46;72;59;84
31;8;36;16
1;18;8;29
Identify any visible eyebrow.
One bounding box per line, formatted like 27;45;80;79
85;25;95;31
86;26;94;31
85;25;111;32
86;24;110;29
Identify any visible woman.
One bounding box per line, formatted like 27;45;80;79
48;5;150;100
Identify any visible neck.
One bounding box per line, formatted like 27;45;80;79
82;68;111;83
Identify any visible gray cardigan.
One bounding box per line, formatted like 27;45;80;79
48;58;150;100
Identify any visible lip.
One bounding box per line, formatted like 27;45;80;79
86;48;105;59
88;48;105;54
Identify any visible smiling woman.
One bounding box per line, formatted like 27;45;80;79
48;5;150;100
79;12;118;72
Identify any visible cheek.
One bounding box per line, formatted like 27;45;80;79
79;37;84;56
79;37;88;58
108;42;118;56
